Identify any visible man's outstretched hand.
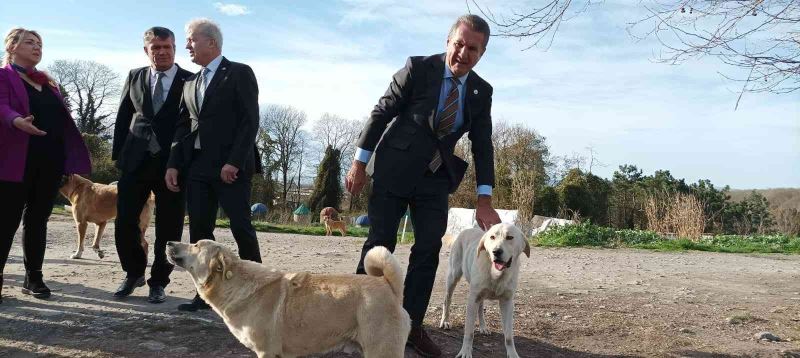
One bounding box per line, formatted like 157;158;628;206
475;195;501;231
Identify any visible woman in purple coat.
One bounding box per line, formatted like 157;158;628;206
0;28;91;302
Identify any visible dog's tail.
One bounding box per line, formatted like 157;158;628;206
364;246;404;301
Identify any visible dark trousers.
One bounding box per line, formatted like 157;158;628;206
356;169;450;327
114;156;185;287
0;153;63;274
185;151;261;263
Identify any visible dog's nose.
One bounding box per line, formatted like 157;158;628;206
492;248;503;257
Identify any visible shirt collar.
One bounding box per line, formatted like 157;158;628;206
204;54;223;73
444;65;469;85
150;64;178;78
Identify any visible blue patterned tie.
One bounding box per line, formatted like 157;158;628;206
429;77;460;172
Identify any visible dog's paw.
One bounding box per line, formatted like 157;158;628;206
70;252;82;259
456;347;473;358
439;319;451;330
94;249;105;259
477;326;490;335
506;351;520;358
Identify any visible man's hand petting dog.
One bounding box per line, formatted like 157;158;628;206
475;195;501;230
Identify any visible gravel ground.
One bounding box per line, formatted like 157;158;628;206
1;213;799;357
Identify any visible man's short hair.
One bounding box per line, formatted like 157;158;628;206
185;18;223;48
448;14;491;49
143;26;175;44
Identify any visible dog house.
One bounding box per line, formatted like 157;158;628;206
293;204;311;224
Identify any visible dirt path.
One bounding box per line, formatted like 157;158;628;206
1;214;799;357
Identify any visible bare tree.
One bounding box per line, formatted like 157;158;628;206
467;0;597;50
311;113;362;175
261;104;307;209
627;0;799;107
471;0;799;103
47;59;120;136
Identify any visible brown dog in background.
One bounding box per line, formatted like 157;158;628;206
323;217;347;236
59;174;153;259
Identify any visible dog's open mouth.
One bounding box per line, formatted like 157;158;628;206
493;257;513;271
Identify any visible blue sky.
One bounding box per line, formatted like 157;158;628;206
2;0;797;189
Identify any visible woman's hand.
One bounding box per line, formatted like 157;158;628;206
13;115;46;136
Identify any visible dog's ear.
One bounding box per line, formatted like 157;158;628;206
214;250;234;280
477;235;487;257
523;239;531;258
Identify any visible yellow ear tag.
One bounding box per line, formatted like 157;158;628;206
225;271;233;280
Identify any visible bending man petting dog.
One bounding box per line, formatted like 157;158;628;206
111;26;192;303
345;14;501;357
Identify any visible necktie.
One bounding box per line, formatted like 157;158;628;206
196;67;210;107
194;68;210;150
152;72;165;113
429;77;460;172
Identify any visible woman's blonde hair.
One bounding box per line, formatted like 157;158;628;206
3;27;42;66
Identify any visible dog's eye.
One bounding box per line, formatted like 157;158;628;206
506;235;513;240
490;235;495;240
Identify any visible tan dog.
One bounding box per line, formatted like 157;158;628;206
167;240;410;358
59;174;152;259
323;216;347;236
439;223;531;358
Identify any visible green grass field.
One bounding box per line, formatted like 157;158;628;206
535;221;800;254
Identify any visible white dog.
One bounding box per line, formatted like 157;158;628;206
439;223;530;358
167;240;410;358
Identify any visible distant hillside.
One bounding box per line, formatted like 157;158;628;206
729;188;800;211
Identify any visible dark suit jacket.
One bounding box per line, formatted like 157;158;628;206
167;57;262;176
355;53;495;195
112;65;192;173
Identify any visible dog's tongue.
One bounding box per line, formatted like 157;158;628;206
493;262;506;271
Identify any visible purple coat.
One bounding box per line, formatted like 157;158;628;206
0;64;91;182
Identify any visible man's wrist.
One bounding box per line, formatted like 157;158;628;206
352;160;366;169
477;194;492;207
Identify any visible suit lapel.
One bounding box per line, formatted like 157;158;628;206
199;57;230;113
185;73;201;120
141;68;155;118
425;55;445;133
462;73;477;131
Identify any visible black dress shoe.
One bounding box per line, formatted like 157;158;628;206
407;326;442;357
177;294;210;312
0;274;4;303
113;276;145;297
148;286;167;303
22;270;51;299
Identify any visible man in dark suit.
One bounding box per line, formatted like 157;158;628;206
164;18;262;312
112;27;192;303
345;15;502;357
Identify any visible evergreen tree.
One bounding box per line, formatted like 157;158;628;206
308;145;343;216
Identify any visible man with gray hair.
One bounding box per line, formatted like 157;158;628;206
345;14;501;357
165;18;263;312
112;26;192;303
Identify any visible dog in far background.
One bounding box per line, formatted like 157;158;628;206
323;217;347;237
59;174;153;259
320;206;339;222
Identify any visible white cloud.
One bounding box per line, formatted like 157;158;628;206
213;2;252;16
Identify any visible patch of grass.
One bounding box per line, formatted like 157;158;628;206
535;222;800;254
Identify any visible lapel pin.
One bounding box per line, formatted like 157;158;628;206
473;89;478;95
221;67;227;71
